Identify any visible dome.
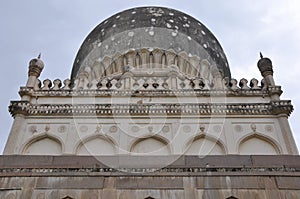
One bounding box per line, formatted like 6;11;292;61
71;7;230;81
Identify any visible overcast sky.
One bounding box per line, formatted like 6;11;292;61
0;1;299;153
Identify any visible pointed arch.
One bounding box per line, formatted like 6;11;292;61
130;136;171;155
22;133;63;155
184;134;226;155
75;134;118;155
238;133;281;155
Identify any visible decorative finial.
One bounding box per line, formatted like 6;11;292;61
38;53;41;59
257;52;273;80
260;52;263;59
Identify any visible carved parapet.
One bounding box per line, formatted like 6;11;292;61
52;79;62;90
25;76;276;99
250;78;260;89
229;79;239;91
41;79;52;91
239;78;250;90
62;79;72;90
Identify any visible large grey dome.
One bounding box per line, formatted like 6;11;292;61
71;7;230;80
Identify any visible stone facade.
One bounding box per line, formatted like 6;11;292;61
4;7;298;156
1;6;299;199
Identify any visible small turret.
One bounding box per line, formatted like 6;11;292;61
257;52;282;100
257;52;275;86
26;53;44;88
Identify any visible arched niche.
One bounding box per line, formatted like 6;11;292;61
130;137;171;155
184;135;226;155
238;134;280;155
23;135;63;155
76;135;117;155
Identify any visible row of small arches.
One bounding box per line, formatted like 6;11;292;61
80;49;213;81
22;133;280;155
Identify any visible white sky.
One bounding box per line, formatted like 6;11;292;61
0;0;299;153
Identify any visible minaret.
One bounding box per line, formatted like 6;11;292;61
4;54;44;154
26;53;44;88
258;53;298;154
21;54;44;101
257;53;281;100
257;52;275;86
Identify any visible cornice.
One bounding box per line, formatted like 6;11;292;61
9;100;293;117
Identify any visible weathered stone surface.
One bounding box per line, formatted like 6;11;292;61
116;176;183;189
276;177;300;189
36;177;104;189
251;155;300;167
81;190;99;199
184;155;252;167
1;155;299;169
101;189;117;199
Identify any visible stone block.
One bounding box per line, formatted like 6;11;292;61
103;177;116;189
0;177;22;189
251;155;300;168
196;176;263;189
258;177;277;189
276;177;300;189
116;155;185;168
116;176;183;189
101;189;117;199
36;177;104;189
137;177;183;189
81;190;99;199
185;155;252;168
118;190;136;199
116;177;138;189
184;188;197;199
0;155;53;168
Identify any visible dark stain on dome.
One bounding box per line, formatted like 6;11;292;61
71;7;230;80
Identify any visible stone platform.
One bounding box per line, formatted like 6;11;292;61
0;155;300;198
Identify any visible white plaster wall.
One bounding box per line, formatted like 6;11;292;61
4;115;294;155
